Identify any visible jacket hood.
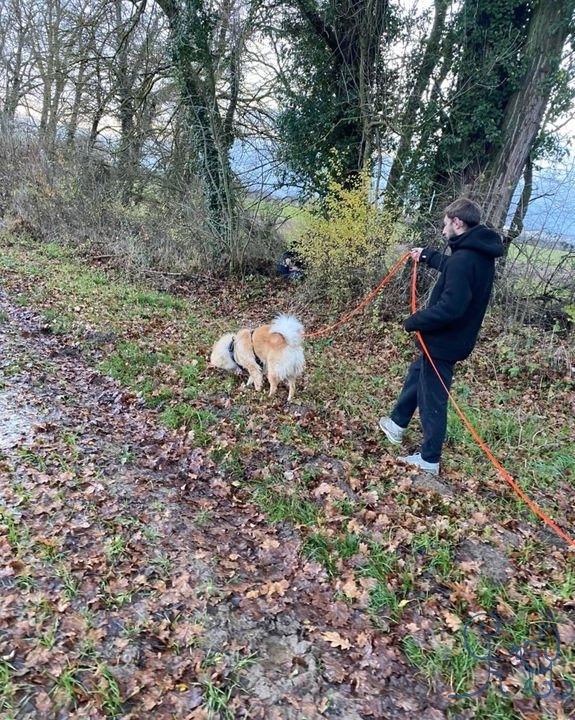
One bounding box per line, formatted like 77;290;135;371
449;224;504;258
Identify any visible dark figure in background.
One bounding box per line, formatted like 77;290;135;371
277;251;304;280
379;197;504;475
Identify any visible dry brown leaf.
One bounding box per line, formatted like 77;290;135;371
265;579;290;597
261;537;280;550
340;576;360;599
557;621;575;645
346;517;365;534
321;631;352;650
443;611;463;632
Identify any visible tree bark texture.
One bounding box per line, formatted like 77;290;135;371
384;0;450;208
480;0;575;229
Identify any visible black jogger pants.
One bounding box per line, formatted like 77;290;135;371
390;354;455;464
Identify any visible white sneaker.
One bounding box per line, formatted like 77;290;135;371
397;452;439;476
378;417;405;445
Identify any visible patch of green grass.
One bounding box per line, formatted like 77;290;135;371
79;269;110;288
124;288;186;311
333;531;361;559
195;652;257;720
507;241;571;268
100;582;134;609
529;447;575;479
139;379;175;408
356;540;405;616
475;578;501;610
426;544;453;576
57;568;81;600
180;360;205;383
332;497;356;517
276;423;323;450
301;531;360;576
402;636;457;688
195;509;214;526
466;690;520;719
149;552;172;577
159;405;217;445
216;448;246;481
38;618;60;649
36;536;62;563
0;659;22;718
94;663;122;717
53;663;88;708
116;445;136;465
0;359;26;376
105;534;129;563
0;510;30;554
100;342;166;386
368;579;401;617
301;532;339;576
179;359;206;400
445;400;563;485
554;566;575;600
15;572;36;591
253;485;320;526
16;446;48;470
210;444;230;464
40;241;73;260
50;660;122;716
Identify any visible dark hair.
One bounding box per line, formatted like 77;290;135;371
444;198;482;228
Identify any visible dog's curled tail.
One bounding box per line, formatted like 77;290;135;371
271;314;304;346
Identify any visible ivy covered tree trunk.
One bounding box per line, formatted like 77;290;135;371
416;0;531;218
154;0;250;268
275;0;393;193
478;0;575;229
411;0;575;233
384;0;450;209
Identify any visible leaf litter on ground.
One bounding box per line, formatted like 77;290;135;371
0;237;574;719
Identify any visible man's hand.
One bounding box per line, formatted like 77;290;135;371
410;247;423;261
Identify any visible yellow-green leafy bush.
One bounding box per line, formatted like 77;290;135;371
290;170;406;306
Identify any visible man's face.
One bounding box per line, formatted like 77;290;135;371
442;214;463;239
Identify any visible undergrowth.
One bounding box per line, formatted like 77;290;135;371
1;234;574;718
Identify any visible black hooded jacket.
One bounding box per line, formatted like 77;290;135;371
404;224;504;362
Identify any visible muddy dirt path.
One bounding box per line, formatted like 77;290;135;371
0;289;450;719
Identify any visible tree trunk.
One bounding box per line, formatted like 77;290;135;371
154;0;253;269
384;0;449;209
479;0;575;229
294;0;389;181
508;154;533;240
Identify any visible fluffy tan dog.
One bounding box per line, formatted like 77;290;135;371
210;314;305;401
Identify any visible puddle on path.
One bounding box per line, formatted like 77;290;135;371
0;388;43;450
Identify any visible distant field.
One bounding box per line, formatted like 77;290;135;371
505;235;574;286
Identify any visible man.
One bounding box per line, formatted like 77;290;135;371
277;251;304;280
379;197;504;475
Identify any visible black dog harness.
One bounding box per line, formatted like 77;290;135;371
229;332;264;372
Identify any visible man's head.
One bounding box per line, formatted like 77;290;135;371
442;198;482;240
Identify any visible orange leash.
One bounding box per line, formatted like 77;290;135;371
304;252;411;339
409;259;575;549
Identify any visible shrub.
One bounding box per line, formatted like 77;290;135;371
289;169;407;307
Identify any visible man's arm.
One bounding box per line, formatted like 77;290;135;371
404;259;473;332
411;246;449;271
